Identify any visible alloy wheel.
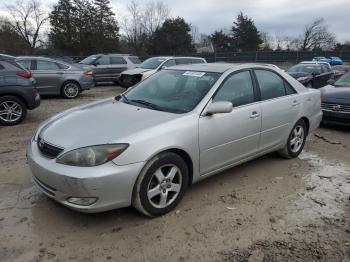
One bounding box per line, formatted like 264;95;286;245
290;125;304;153
64;83;79;98
147;164;182;209
0;101;23;123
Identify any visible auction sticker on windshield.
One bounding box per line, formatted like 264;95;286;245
183;71;206;77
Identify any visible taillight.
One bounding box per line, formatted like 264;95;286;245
17;72;32;79
334;71;342;77
84;70;92;76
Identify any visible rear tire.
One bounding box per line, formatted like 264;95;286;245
61;81;80;99
0;96;27;126
278;119;307;159
132;152;189;217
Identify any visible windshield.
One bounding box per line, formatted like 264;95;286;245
334;73;350;87
139;57;167;69
123;69;221;113
288;65;321;74
79;55;101;65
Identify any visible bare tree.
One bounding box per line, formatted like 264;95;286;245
141;1;169;35
301;18;336;51
120;0;170;54
5;0;48;51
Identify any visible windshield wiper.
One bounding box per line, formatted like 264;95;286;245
115;94;130;104
129;99;165;111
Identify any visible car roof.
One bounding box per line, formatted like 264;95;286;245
146;56;206;60
300;61;330;66
164;62;279;73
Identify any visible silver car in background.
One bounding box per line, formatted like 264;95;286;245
27;63;322;217
16;57;94;99
119;56;207;88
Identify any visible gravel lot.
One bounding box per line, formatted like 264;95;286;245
0;84;350;262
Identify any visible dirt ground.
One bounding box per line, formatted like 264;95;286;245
0;85;350;262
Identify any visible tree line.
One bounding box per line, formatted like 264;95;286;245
0;0;349;56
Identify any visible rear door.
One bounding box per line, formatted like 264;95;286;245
253;69;300;151
109;56;128;79
320;64;333;86
92;55;111;82
199;70;261;174
32;59;63;94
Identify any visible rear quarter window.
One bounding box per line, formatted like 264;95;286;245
110;57;127;64
191;59;205;64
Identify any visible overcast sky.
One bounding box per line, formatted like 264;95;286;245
1;0;349;42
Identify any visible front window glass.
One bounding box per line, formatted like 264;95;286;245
128;56;141;64
123;70;221;113
139;57;167;69
334;73;350;87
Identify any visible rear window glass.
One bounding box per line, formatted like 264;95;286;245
36;60;61;70
128;56;141;64
58;63;70;69
16;60;31;70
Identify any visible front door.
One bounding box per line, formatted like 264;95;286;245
199;70;261;175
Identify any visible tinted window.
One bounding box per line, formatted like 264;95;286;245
285;81;296;95
175;58;192;65
79;55;101;65
213;71;255;107
0;63;4;70
191;58;205;64
128;56;141;64
288;64;322;74
255;70;287;100
36;60;60;70
110;56;127;65
17;60;31;70
321;65;330;73
163;59;176;67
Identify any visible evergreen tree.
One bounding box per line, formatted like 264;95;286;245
231;12;262;51
147;17;194;55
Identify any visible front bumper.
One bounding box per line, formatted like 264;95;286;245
26;140;144;213
322;110;350;126
28;92;41;110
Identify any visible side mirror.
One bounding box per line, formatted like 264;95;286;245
204;101;233;115
327;79;335;85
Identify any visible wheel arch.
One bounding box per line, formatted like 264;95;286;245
300;116;310;136
0;93;28;108
143;148;194;186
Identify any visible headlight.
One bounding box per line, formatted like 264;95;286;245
297;76;309;81
56;144;129;167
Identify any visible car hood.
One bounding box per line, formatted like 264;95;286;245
39;99;180;150
287;72;311;79
321;85;350;100
122;68;152;75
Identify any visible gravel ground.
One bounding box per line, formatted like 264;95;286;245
0;84;350;262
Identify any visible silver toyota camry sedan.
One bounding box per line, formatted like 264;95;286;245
27;63;322;216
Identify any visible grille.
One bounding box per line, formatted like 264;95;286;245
37;137;64;158
321;102;350;113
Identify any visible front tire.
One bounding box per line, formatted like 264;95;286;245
61;81;80;99
132;152;189;217
0;96;27;126
278;119;307;159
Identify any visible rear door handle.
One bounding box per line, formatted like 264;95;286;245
250;111;260;119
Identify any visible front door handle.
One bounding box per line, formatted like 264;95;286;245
250;111;260;119
292;100;300;106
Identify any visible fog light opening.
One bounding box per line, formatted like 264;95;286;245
67;197;98;206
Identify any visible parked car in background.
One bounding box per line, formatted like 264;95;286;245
313;56;343;65
332;65;350;79
0;59;40;126
79;54;141;84
27;63;322;216
287;61;334;88
320;72;350;126
0;54;15;60
16;57;94;99
119;56;207;88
